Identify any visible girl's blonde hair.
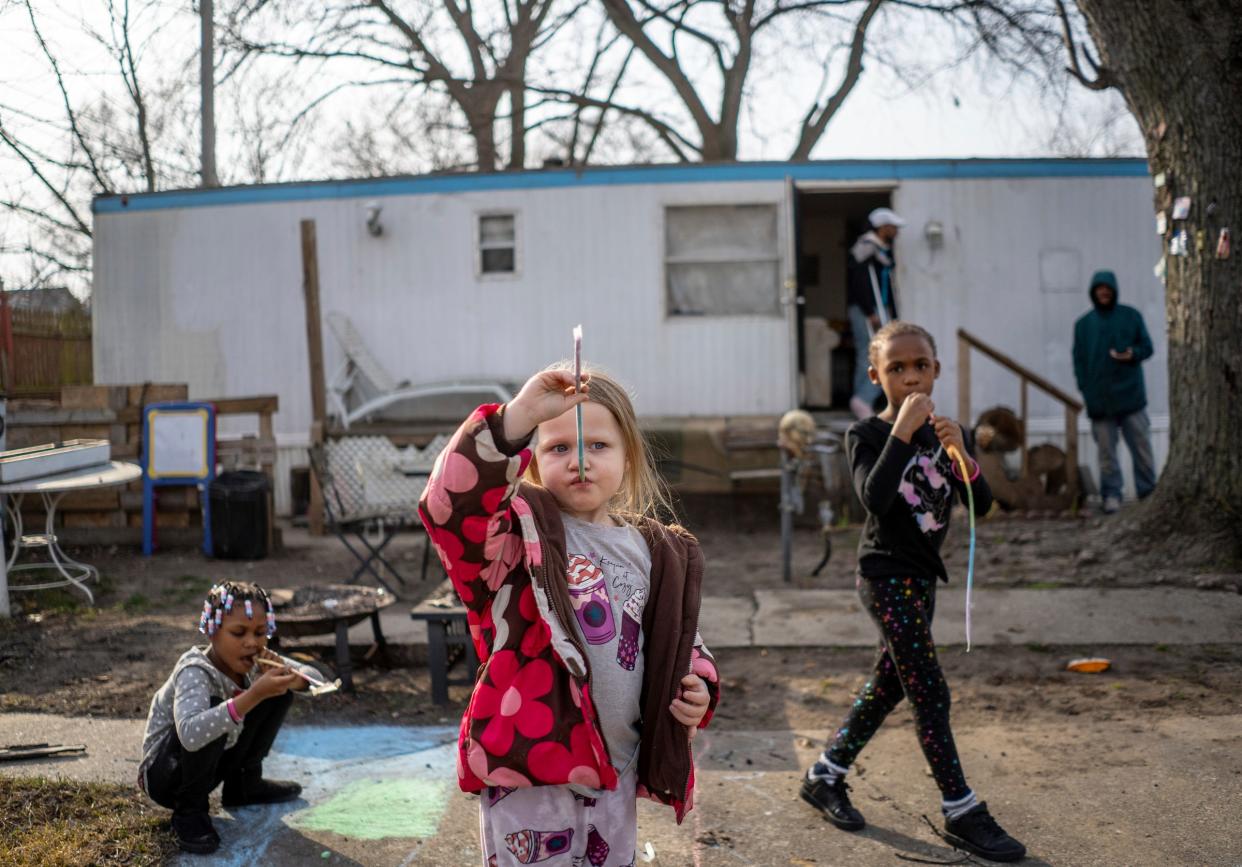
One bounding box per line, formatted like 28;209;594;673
524;361;676;524
868;320;939;368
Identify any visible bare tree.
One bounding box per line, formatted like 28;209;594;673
0;0;171;288
1042;85;1142;157
525;0;1066;163
0;0;327;291
574;0;889;161
226;0;586;171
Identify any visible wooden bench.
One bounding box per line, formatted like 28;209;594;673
410;579;479;705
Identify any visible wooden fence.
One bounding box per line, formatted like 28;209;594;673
0;303;93;398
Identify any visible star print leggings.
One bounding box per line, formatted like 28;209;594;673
824;575;970;801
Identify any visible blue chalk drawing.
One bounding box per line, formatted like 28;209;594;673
173;725;458;867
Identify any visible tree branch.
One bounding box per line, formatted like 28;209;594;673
234;39;426;75
582;43;636;165
0;122;93;238
1054;0;1116;90
111;0;156;192
528;85;698;160
601;0;719;142
632;0;729;69
791;0;883;159
0;200;87;236
369;0;471;101
21;0;111;193
754;0;856;31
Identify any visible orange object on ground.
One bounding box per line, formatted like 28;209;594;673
1067;658;1111;673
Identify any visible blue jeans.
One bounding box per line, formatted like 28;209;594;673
848;305;882;407
1091;408;1156;501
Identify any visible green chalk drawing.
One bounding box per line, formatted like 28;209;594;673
290;778;449;840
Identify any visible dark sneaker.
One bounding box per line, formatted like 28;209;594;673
944;802;1026;862
800;775;865;831
171;811;220;855
222;777;302;807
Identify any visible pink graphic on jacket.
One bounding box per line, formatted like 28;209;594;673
505;828;574;863
586;824;610;866
616;588;646;671
566;555;616;645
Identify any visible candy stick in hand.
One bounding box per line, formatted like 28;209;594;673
573;325;585;482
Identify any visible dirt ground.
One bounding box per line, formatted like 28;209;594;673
1;506;1239;726
3;509;1241;866
687;498;1242;595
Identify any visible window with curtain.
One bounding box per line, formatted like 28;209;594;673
478;213;517;276
664;204;781;316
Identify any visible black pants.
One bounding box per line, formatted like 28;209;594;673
146;692;293;814
825;575;970;801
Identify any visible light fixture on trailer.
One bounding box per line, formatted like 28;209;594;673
365;201;383;237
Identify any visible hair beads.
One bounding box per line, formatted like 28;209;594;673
197;581;277;639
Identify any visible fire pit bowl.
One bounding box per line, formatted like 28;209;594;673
268;584;395;691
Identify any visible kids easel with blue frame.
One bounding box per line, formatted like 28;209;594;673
142;402;215;557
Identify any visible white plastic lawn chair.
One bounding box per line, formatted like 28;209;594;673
326;312;512;429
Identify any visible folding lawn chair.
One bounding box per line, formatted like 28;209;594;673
326;312;512;429
309;434;448;596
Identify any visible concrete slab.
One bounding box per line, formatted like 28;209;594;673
0;713;143;786
3;714;1239;865
699;596;755;648
282;587;1242;652
752;587;1242;647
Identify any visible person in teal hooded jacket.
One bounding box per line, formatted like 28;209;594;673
1072;270;1157;513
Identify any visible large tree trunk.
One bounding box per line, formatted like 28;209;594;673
462;91;501;171
1075;0;1242;563
509;82;526;170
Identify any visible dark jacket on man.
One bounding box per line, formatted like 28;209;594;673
1072;270;1153;420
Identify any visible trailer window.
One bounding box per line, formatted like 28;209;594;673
478;213;517;276
665;204;780;316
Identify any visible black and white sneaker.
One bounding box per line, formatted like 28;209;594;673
799;775;865;831
944;802;1026;862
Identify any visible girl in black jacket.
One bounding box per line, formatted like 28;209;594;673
799;321;1027;864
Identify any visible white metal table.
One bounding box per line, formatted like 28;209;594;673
0;461;142;606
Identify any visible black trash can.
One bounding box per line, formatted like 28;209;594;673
209;470;270;560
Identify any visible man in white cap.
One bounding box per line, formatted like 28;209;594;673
846;207;906;419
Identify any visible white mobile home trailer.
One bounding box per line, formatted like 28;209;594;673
92;159;1165;509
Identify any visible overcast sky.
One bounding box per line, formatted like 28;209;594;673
0;0;1144;293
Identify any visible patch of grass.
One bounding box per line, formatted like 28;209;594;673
1154;643;1170;653
1026;581;1060;590
1025;642;1054;654
20;588;85;616
0;776;175;867
121;593;151;613
163;574;214;606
